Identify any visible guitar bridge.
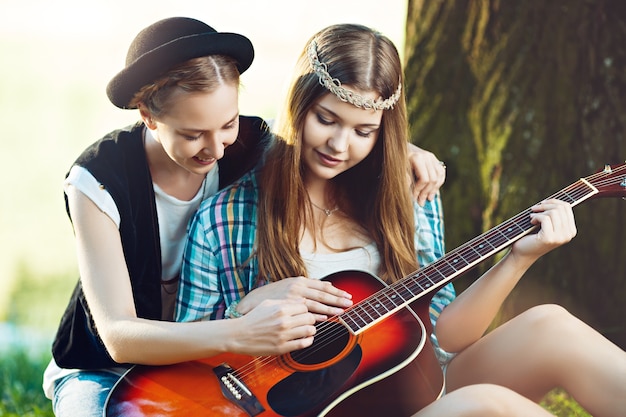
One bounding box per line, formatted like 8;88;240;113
213;363;265;416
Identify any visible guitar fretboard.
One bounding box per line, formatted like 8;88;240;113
340;178;599;334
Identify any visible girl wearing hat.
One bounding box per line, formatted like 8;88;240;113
177;23;626;416
43;17;446;417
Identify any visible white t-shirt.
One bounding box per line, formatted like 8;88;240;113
301;242;380;279
42;164;218;399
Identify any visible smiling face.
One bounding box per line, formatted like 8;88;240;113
301;90;383;185
143;83;240;176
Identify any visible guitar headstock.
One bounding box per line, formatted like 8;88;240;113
586;162;626;199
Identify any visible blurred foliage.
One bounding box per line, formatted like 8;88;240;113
4;260;76;333
405;0;625;349
0;264;73;416
541;389;591;417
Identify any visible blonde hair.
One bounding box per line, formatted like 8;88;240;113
129;55;240;117
257;24;418;283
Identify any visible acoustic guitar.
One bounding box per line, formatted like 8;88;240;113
105;163;626;417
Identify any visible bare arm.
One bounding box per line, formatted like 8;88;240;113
435;199;577;352
67;186;317;365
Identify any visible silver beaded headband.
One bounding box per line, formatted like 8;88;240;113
307;40;402;111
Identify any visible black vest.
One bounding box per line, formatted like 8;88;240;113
52;116;269;369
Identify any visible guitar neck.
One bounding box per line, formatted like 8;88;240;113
340;177;600;334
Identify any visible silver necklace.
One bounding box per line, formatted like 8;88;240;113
311;201;339;216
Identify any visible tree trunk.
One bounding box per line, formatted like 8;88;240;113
404;0;626;348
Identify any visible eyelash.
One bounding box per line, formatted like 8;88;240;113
317;113;373;138
316;113;333;126
181;123;237;141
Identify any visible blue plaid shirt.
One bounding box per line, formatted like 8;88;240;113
176;169;456;340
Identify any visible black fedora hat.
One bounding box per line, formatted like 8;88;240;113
106;17;254;109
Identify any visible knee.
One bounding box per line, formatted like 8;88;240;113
442;384;528;417
523;303;569;319
516;304;577;335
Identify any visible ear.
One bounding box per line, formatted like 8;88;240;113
138;104;157;130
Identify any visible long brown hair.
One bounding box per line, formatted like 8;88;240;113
257;24;418;283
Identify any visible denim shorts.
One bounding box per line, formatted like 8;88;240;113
52;370;121;417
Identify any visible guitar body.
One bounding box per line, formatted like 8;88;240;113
105;270;444;417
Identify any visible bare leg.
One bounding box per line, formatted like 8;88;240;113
413;384;553;417
445;304;626;417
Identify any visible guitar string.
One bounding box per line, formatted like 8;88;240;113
230;166;626;383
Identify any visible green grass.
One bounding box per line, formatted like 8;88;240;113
1;349;54;417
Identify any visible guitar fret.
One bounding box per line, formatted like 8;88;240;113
478;238;494;252
501;220;525;239
455;249;472;264
444;260;459;274
379;290;400;309
370;294;394;316
347;306;368;329
558;191;576;204
467;245;484;260
458;248;479;264
490;231;509;248
494;228;512;245
370;298;392;316
357;302;376;322
343;287;399;332
394;282;408;298
558;182;595;203
485;229;509;250
359;302;377;322
385;288;403;309
442;257;463;275
429;264;450;282
420;274;437;289
341;314;359;332
396;281;414;299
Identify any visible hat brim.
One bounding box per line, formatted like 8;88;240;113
106;31;254;109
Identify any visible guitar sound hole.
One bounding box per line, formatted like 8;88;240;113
290;321;350;366
267;345;362;416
